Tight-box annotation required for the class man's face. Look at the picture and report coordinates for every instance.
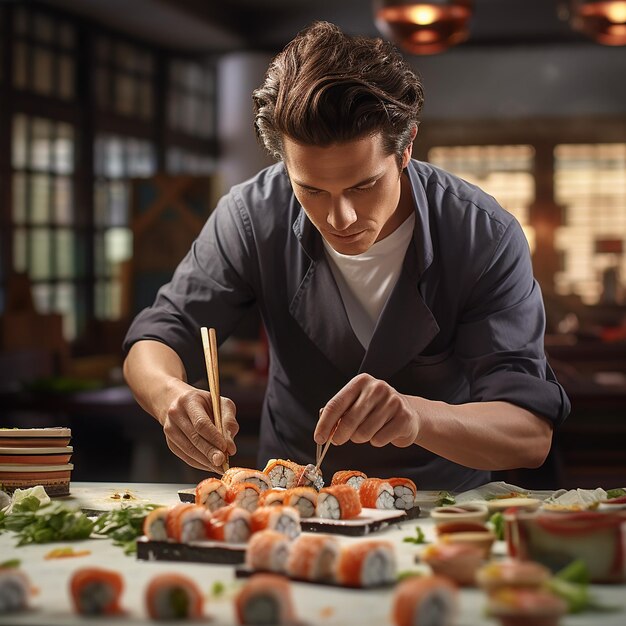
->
[283,133,413,255]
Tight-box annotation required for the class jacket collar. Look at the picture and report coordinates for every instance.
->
[289,160,439,379]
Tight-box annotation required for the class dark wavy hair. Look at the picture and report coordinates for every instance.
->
[253,21,424,167]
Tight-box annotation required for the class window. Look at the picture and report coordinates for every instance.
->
[427,145,536,251]
[11,114,81,339]
[554,143,626,304]
[94,135,157,319]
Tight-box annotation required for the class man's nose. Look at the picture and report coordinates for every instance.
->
[327,196,357,231]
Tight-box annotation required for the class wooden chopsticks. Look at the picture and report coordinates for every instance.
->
[314,419,339,473]
[201,326,229,473]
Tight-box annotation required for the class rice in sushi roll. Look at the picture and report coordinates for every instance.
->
[392,575,458,626]
[331,469,368,491]
[316,484,362,520]
[169,505,209,543]
[285,534,340,583]
[282,487,318,518]
[264,459,323,491]
[234,574,297,626]
[0,568,34,615]
[226,482,261,512]
[164,503,196,539]
[223,467,272,492]
[207,503,252,543]
[245,529,291,574]
[70,567,124,616]
[143,507,170,541]
[250,505,301,540]
[359,478,395,509]
[145,573,204,620]
[195,477,228,512]
[388,477,417,510]
[336,540,396,588]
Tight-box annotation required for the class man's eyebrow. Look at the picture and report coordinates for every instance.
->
[292,172,385,192]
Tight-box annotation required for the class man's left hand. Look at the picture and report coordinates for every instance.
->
[314,373,419,448]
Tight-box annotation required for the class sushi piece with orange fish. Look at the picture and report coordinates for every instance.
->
[69,567,124,616]
[234,574,297,625]
[145,573,204,620]
[392,575,458,626]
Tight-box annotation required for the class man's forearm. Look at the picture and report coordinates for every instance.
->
[123,340,190,425]
[408,397,553,471]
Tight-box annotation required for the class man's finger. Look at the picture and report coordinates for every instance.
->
[220,397,239,456]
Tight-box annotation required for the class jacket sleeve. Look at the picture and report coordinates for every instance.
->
[454,218,570,426]
[122,191,259,384]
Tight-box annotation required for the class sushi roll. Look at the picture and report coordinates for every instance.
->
[487,587,567,626]
[226,482,261,512]
[336,540,397,588]
[195,477,228,512]
[316,484,362,520]
[143,506,170,541]
[70,567,124,616]
[294,463,324,491]
[164,503,196,540]
[234,574,297,626]
[263,459,305,489]
[0,567,34,614]
[388,477,417,510]
[250,505,301,540]
[419,542,485,586]
[392,575,458,626]
[359,478,395,509]
[285,534,340,583]
[283,487,318,518]
[223,467,272,492]
[145,573,204,620]
[245,529,291,574]
[331,469,368,491]
[258,489,287,507]
[170,505,209,543]
[207,503,252,543]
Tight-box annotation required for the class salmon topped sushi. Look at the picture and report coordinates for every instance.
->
[337,540,397,588]
[234,574,297,626]
[245,529,291,574]
[258,489,287,507]
[283,487,318,518]
[143,506,170,541]
[331,469,367,491]
[145,573,204,620]
[359,478,395,509]
[388,477,417,510]
[226,482,261,512]
[392,575,458,626]
[316,484,362,520]
[285,534,340,583]
[0,567,34,615]
[70,567,124,616]
[170,505,210,543]
[207,503,251,543]
[195,477,228,512]
[250,505,301,540]
[223,467,272,492]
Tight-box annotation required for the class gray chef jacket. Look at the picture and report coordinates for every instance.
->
[123,159,570,491]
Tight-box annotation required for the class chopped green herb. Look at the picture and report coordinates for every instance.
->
[488,511,505,540]
[211,581,225,597]
[0,559,21,568]
[92,504,159,555]
[402,525,426,544]
[606,488,626,500]
[436,491,456,506]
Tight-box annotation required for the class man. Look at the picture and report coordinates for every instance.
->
[123,22,570,490]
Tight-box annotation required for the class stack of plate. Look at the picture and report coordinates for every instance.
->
[0,427,73,496]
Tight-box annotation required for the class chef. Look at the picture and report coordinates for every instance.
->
[122,22,570,490]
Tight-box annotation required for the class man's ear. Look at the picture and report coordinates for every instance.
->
[402,125,419,169]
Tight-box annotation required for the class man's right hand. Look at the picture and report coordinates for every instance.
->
[161,381,239,473]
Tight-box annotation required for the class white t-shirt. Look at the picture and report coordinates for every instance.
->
[323,213,415,349]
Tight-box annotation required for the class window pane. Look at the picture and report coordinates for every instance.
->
[58,55,74,100]
[95,67,110,109]
[104,137,125,178]
[14,6,29,34]
[31,173,50,224]
[31,118,52,170]
[13,229,27,272]
[54,176,72,224]
[94,181,108,227]
[95,232,106,275]
[13,42,28,89]
[32,283,52,313]
[55,229,75,278]
[108,181,128,225]
[12,114,28,168]
[30,229,52,279]
[54,123,74,174]
[33,46,53,95]
[34,13,54,43]
[115,73,136,115]
[138,81,153,119]
[12,173,28,224]
[105,227,133,265]
[54,282,77,340]
[59,22,75,49]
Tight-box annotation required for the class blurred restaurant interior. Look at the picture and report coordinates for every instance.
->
[0,0,625,489]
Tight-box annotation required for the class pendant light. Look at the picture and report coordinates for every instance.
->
[570,0,626,45]
[373,0,473,55]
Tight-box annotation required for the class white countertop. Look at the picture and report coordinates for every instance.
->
[1,482,624,626]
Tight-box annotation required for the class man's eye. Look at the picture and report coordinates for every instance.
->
[352,184,375,193]
[302,188,322,196]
